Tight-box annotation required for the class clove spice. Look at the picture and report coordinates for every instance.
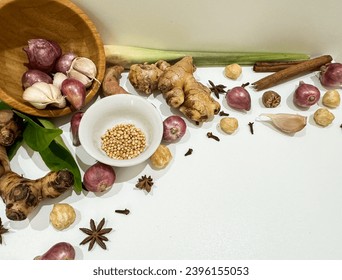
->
[248,122,254,134]
[207,132,220,141]
[184,148,193,156]
[219,110,229,116]
[115,209,130,215]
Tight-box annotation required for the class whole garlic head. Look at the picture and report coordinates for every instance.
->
[67,57,97,88]
[23,82,66,109]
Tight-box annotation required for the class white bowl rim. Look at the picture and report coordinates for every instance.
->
[78,94,163,167]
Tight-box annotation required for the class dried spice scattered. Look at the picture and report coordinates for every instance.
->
[219,110,229,116]
[252,55,332,91]
[0,218,9,245]
[207,132,220,141]
[136,175,154,192]
[79,218,112,251]
[248,122,254,135]
[208,80,226,99]
[115,209,130,215]
[184,148,193,156]
[262,90,281,108]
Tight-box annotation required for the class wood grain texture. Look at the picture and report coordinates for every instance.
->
[0,0,105,118]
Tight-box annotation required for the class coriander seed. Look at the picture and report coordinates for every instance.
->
[101,123,146,160]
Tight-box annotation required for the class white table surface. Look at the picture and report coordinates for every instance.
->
[1,64,342,260]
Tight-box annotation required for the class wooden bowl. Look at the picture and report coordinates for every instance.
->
[0,0,106,118]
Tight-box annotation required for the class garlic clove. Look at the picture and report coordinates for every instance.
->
[53,72,68,89]
[71,57,97,79]
[67,69,93,88]
[258,113,307,134]
[67,56,98,88]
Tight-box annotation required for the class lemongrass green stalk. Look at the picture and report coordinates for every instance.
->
[104,45,310,69]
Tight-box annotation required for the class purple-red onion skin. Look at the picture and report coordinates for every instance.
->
[55,52,77,74]
[71,112,84,146]
[162,115,187,142]
[34,242,76,260]
[226,86,251,111]
[83,162,116,192]
[61,78,86,110]
[320,63,342,88]
[23,39,62,73]
[21,69,53,89]
[294,81,320,108]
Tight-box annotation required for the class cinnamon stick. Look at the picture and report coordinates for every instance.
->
[253,61,307,72]
[252,55,332,91]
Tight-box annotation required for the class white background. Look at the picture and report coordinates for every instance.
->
[1,0,342,260]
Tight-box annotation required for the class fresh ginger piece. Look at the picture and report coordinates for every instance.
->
[129,60,170,94]
[129,56,220,122]
[102,65,128,96]
[0,145,74,221]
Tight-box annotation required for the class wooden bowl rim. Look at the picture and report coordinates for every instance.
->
[0,0,106,118]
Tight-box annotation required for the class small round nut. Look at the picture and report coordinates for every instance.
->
[262,90,281,108]
[220,117,238,134]
[322,89,340,108]
[224,63,242,80]
[313,108,335,127]
[50,203,76,230]
[150,144,172,169]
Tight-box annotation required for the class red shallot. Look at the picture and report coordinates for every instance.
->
[23,38,62,73]
[54,52,77,74]
[21,69,52,89]
[319,63,342,88]
[70,111,84,146]
[34,242,75,260]
[162,115,187,142]
[225,84,251,111]
[293,81,320,108]
[61,78,86,110]
[83,162,116,192]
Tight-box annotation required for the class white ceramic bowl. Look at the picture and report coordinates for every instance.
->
[78,94,163,167]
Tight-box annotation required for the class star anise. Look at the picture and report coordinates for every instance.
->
[0,218,9,245]
[135,175,154,192]
[208,80,227,99]
[79,218,112,251]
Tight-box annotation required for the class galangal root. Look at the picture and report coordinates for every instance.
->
[102,65,128,96]
[0,110,74,221]
[128,56,221,123]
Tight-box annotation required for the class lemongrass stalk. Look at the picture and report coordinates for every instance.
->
[104,45,310,69]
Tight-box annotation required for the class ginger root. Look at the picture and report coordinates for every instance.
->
[102,65,128,96]
[128,56,220,122]
[0,110,74,221]
[0,110,23,146]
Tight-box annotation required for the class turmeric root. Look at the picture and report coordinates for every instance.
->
[102,65,128,96]
[128,56,220,122]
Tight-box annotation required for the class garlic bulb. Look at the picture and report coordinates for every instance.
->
[67,57,97,88]
[23,82,66,109]
[258,113,307,134]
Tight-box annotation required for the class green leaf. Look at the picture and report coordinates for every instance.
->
[38,118,68,150]
[39,140,82,193]
[14,111,62,152]
[0,101,12,110]
[7,136,24,160]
